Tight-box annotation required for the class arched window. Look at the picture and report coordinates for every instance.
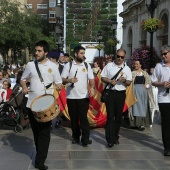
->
[140,20,147,47]
[158,11,169,45]
[161,13,168,45]
[126,27,133,65]
[128,27,133,55]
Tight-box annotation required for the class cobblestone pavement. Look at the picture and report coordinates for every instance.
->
[0,113,169,170]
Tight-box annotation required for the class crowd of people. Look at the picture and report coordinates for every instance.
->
[1,41,170,170]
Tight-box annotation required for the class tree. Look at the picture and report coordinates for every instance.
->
[0,0,55,64]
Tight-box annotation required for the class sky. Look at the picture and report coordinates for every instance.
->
[117,0,124,49]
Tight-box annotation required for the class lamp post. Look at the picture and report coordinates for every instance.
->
[97,30,102,57]
[111,18,118,57]
[145,0,160,68]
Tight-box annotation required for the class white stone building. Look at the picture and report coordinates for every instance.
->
[119,0,169,65]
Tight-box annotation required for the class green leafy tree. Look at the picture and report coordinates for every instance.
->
[0,0,55,64]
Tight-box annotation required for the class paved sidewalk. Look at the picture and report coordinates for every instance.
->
[0,114,169,170]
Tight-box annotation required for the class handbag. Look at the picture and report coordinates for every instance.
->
[101,64,125,103]
[101,89,109,103]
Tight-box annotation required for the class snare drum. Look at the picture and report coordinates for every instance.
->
[30,94,60,122]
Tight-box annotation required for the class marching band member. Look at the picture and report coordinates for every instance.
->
[101,49,132,148]
[62,46,95,147]
[20,40,62,170]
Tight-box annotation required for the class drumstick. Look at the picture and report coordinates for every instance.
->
[41,87,63,91]
[28,90,34,92]
[41,88,55,90]
[70,68,78,88]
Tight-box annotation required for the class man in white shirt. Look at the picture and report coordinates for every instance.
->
[20,40,62,170]
[62,46,95,147]
[151,45,170,156]
[101,49,132,148]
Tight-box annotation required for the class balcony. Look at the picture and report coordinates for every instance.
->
[55,27,63,34]
[49,18,56,23]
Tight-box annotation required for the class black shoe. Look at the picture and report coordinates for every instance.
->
[55,123,60,128]
[24,115,29,119]
[138,126,145,131]
[72,139,80,144]
[55,120,61,128]
[35,164,48,170]
[82,139,92,147]
[164,150,170,156]
[108,143,114,148]
[114,140,119,145]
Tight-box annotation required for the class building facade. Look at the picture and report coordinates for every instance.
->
[55,0,64,51]
[120,0,170,65]
[66,0,117,44]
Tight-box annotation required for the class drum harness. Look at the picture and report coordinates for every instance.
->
[32,61,60,122]
[34,60,52,94]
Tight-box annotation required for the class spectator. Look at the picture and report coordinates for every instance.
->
[58,53,65,74]
[92,61,101,77]
[129,60,154,130]
[0,71,5,89]
[0,80,12,102]
[64,53,69,63]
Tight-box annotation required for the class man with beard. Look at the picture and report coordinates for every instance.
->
[61,46,95,147]
[20,40,62,170]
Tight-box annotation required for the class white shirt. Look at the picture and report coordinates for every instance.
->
[151,62,170,103]
[61,60,94,99]
[101,62,132,91]
[21,59,62,108]
[0,89,7,102]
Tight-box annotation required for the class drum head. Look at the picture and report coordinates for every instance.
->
[31,95,54,112]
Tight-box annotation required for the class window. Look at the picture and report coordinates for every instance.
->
[51,24,56,28]
[49,2,56,7]
[49,12,56,18]
[37,4,47,9]
[26,4,32,9]
[38,14,47,20]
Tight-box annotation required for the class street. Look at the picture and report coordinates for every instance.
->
[0,112,169,170]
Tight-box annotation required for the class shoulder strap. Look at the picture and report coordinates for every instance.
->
[104,64,125,90]
[69,61,88,73]
[34,60,44,82]
[69,61,72,73]
[84,62,88,71]
[111,64,124,80]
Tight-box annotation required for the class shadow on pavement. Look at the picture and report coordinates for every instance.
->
[1,133,34,159]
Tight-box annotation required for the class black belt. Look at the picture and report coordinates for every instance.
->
[111,90,126,93]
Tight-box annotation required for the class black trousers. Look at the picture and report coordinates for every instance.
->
[105,90,126,143]
[159,103,170,151]
[67,98,90,143]
[27,108,51,165]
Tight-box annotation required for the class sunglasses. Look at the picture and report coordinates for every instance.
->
[162,51,170,56]
[117,55,125,59]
